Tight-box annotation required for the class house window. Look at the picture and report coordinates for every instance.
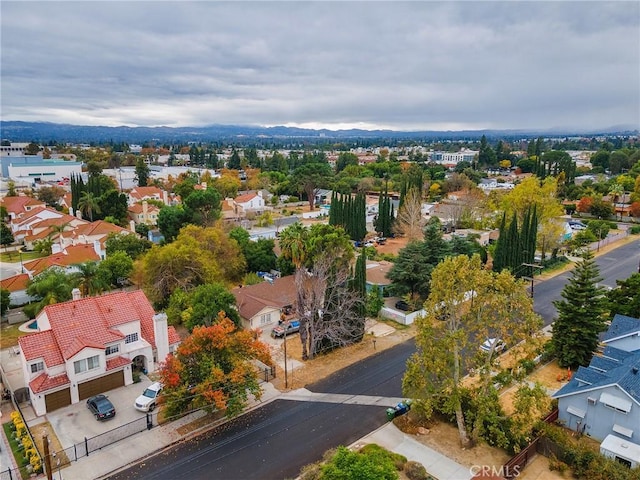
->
[30,362,44,374]
[105,345,119,356]
[125,333,139,344]
[600,392,632,414]
[74,355,100,374]
[260,313,272,325]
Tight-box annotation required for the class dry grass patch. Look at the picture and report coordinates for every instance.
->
[0,323,30,349]
[30,421,69,464]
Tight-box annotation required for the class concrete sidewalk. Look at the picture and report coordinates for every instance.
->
[355,423,473,480]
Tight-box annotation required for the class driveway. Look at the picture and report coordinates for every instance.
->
[46,376,156,448]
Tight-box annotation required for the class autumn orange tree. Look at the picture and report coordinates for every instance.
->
[159,313,272,419]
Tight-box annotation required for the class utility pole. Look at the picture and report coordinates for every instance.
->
[283,323,288,389]
[522,263,543,298]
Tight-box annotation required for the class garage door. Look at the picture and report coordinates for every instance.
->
[45,388,71,412]
[78,371,125,400]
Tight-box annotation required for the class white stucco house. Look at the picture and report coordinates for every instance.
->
[17,290,181,416]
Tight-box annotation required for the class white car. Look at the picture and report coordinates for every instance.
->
[134,382,163,412]
[480,338,506,354]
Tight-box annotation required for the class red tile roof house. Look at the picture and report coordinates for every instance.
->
[17,290,180,416]
[231,275,297,331]
[232,191,266,217]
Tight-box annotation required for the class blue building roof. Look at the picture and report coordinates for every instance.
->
[603,314,640,342]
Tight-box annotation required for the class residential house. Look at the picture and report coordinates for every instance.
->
[553,314,640,467]
[1,196,47,222]
[21,212,88,250]
[69,220,135,259]
[127,186,169,206]
[0,273,33,306]
[365,260,393,296]
[22,244,101,278]
[17,290,181,416]
[128,201,160,226]
[232,276,297,330]
[233,191,266,217]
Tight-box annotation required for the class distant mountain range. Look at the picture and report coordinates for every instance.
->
[0,121,637,145]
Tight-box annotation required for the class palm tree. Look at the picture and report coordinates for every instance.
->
[77,191,101,222]
[73,261,108,297]
[26,267,78,316]
[609,183,625,204]
[277,222,308,268]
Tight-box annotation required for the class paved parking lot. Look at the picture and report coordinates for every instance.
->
[46,376,157,448]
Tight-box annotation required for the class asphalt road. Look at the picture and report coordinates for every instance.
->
[107,239,640,480]
[533,238,640,324]
[107,340,416,480]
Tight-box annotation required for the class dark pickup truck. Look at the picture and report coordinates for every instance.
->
[271,320,301,338]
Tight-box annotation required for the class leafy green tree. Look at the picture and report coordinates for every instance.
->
[320,445,399,480]
[1,288,11,315]
[105,232,152,260]
[366,285,384,318]
[6,181,17,197]
[0,222,14,247]
[181,283,240,331]
[99,189,129,224]
[159,316,271,418]
[403,254,541,447]
[77,191,101,222]
[387,218,450,301]
[36,186,65,208]
[589,197,614,218]
[335,152,359,173]
[157,205,190,243]
[606,273,640,319]
[478,135,496,166]
[135,157,150,187]
[550,251,608,368]
[96,251,134,287]
[24,142,40,155]
[292,162,333,210]
[227,148,242,170]
[183,188,222,226]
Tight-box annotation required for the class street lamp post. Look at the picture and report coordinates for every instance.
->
[18,248,24,274]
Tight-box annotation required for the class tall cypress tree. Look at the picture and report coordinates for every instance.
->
[550,251,608,368]
[492,213,507,272]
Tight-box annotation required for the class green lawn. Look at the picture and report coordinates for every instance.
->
[0,250,45,263]
[0,323,29,349]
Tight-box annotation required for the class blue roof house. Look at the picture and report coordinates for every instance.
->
[553,314,640,468]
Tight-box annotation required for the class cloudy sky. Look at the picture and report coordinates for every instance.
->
[2,1,639,131]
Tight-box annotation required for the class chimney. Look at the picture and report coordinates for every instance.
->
[153,313,170,365]
[162,190,169,205]
[142,200,148,216]
[72,288,81,301]
[129,220,136,232]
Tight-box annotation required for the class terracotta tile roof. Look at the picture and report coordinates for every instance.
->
[30,214,78,229]
[72,220,130,237]
[234,192,257,204]
[168,326,181,345]
[41,290,154,360]
[0,196,46,216]
[60,193,73,208]
[232,275,296,320]
[13,206,54,227]
[24,228,57,242]
[129,187,164,201]
[23,244,100,276]
[128,203,160,214]
[29,372,70,394]
[106,356,132,370]
[19,330,65,366]
[0,273,30,292]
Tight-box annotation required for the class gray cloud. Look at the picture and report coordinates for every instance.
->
[1,1,638,131]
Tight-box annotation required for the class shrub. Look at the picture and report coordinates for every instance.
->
[404,461,431,480]
[630,225,640,234]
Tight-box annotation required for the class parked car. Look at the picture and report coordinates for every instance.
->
[87,394,116,421]
[480,338,506,354]
[271,320,301,338]
[395,300,410,312]
[134,382,163,412]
